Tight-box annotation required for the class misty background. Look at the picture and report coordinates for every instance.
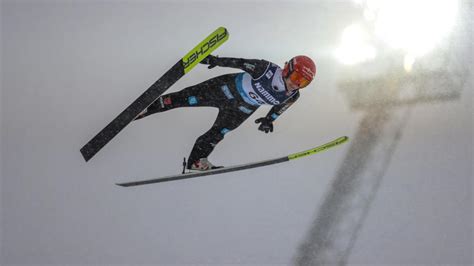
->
[1,1,472,265]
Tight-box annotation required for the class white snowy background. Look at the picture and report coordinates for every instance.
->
[1,1,472,265]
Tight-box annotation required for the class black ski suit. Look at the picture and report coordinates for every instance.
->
[137,56,300,169]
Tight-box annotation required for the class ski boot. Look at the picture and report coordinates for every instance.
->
[188,158,223,172]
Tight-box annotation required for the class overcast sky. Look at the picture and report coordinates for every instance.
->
[1,1,472,265]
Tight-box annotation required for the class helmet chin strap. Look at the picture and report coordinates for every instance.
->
[283,76,290,92]
[283,62,294,92]
[283,61,293,78]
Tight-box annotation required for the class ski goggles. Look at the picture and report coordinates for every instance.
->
[288,70,311,88]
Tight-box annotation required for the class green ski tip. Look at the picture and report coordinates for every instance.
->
[288,136,349,160]
[182,27,229,73]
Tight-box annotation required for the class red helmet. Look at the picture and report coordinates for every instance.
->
[282,55,316,88]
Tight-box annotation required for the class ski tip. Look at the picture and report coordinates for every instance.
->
[183,26,229,74]
[333,136,350,145]
[287,136,350,160]
[214,27,229,40]
[333,136,349,144]
[217,26,228,32]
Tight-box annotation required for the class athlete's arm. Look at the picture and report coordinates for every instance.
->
[264,91,300,122]
[201,55,270,79]
[254,91,300,133]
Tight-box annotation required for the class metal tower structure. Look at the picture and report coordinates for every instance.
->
[294,26,469,265]
[295,68,465,266]
[293,1,474,266]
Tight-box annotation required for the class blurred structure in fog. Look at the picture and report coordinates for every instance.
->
[295,0,470,264]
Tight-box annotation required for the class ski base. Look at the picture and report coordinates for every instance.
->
[116,136,348,187]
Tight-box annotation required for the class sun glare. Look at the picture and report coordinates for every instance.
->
[335,24,376,65]
[337,0,458,65]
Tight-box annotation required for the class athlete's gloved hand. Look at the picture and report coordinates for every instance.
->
[200,55,218,69]
[255,117,274,133]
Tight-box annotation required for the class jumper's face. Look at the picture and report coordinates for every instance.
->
[283,65,312,92]
[284,76,302,92]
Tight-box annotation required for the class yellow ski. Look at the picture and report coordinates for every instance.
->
[117,136,349,187]
[81,27,229,162]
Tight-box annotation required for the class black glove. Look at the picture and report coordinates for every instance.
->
[200,55,218,69]
[255,117,274,133]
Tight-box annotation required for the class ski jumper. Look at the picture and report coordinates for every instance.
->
[141,57,300,168]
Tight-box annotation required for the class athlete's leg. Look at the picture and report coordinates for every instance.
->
[186,104,257,169]
[135,75,234,120]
